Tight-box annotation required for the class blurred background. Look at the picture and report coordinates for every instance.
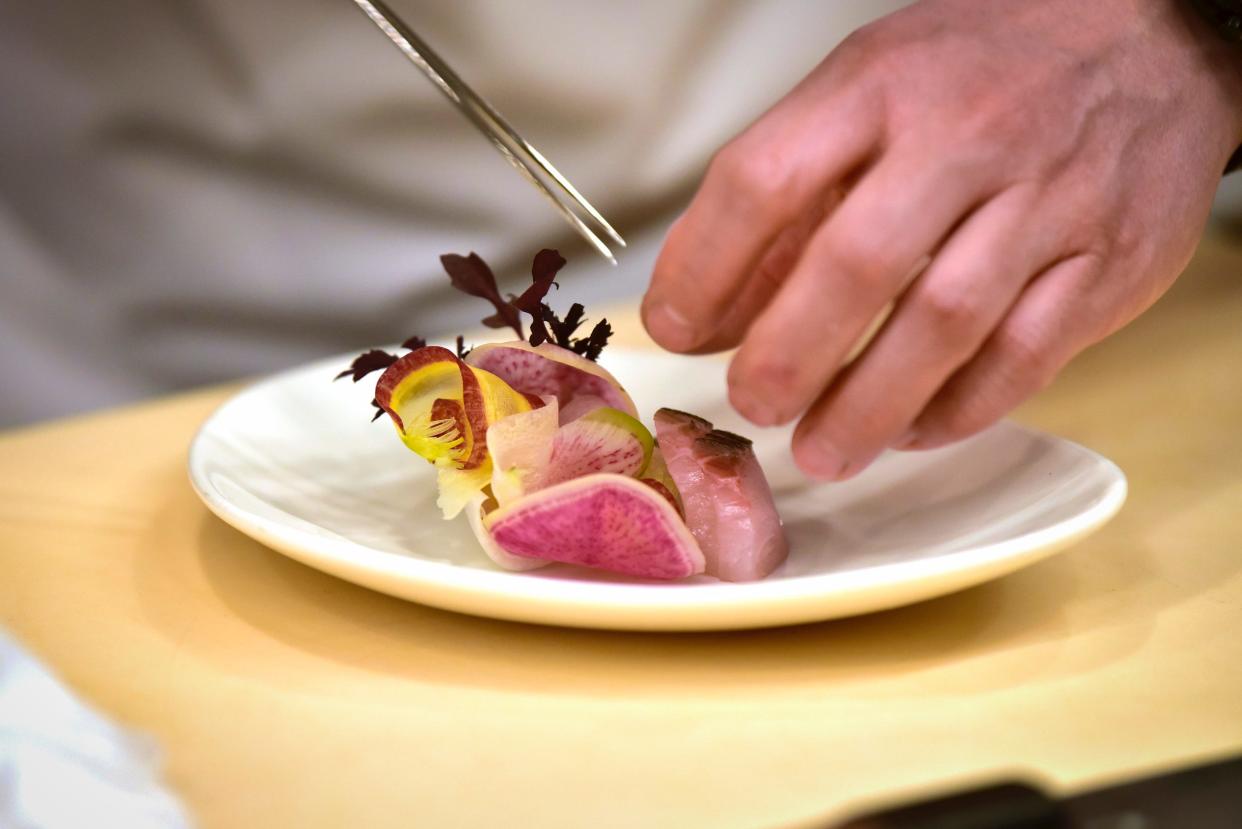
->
[2,0,1240,429]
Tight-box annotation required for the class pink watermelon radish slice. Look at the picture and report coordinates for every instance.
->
[654,408,788,582]
[541,407,654,489]
[486,404,654,503]
[465,341,637,418]
[481,474,705,579]
[557,393,609,424]
[466,493,549,572]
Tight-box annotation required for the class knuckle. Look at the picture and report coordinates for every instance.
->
[915,130,1000,190]
[734,354,803,398]
[796,400,887,474]
[828,27,905,104]
[994,324,1056,389]
[916,285,986,339]
[824,234,898,287]
[911,102,1025,179]
[709,141,791,209]
[753,212,821,291]
[964,97,1026,147]
[752,247,795,292]
[919,383,1003,445]
[918,323,1065,448]
[799,421,848,464]
[834,26,879,66]
[829,397,888,449]
[933,403,997,445]
[1065,213,1114,259]
[705,144,744,191]
[835,20,896,68]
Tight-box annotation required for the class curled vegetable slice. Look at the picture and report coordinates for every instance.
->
[374,345,533,518]
[375,347,472,465]
[486,399,560,508]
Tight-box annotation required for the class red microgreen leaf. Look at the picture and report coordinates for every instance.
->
[335,349,400,383]
[527,309,549,347]
[515,250,563,346]
[572,318,613,362]
[513,249,565,313]
[340,249,612,425]
[440,253,523,338]
[544,302,587,348]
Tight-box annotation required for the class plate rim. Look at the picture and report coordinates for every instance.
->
[186,349,1128,630]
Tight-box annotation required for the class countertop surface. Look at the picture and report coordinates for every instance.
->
[2,233,1240,828]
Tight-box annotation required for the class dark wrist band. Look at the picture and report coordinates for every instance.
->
[1187,1,1242,172]
[1188,0,1242,43]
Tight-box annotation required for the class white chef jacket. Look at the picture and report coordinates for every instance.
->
[4,0,1238,428]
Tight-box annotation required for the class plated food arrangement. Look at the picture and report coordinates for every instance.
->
[337,250,788,582]
[190,276,1125,629]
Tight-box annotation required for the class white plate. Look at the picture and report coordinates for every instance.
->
[188,348,1126,631]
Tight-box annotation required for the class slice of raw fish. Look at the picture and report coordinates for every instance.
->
[480,474,705,579]
[653,408,788,582]
[652,408,714,549]
[691,429,789,581]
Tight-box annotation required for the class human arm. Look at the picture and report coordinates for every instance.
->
[642,0,1242,479]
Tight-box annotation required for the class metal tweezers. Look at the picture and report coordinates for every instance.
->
[350,0,627,263]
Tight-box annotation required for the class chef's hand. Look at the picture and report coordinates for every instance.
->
[642,0,1242,479]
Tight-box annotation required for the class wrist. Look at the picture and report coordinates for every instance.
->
[1176,0,1242,165]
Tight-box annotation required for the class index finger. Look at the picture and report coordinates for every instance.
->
[642,76,880,353]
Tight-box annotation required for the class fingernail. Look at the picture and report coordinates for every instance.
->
[643,299,699,352]
[731,389,779,427]
[892,429,920,450]
[836,460,865,481]
[799,436,850,480]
